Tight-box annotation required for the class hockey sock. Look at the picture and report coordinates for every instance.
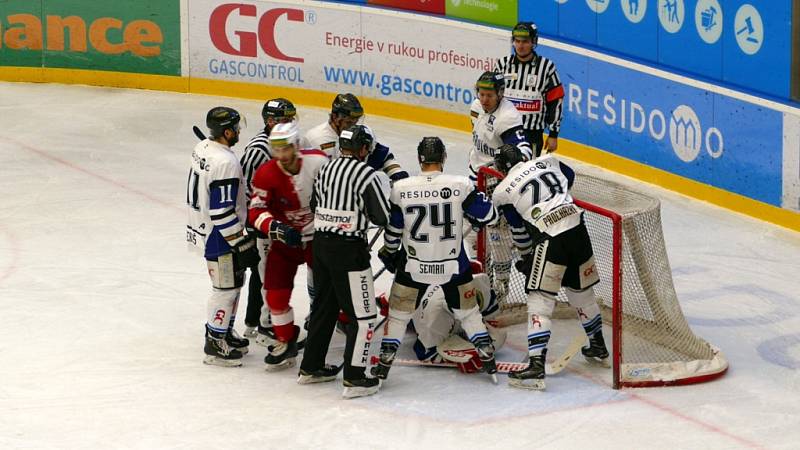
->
[565,288,603,337]
[526,291,555,357]
[271,307,295,342]
[452,305,491,348]
[206,287,239,335]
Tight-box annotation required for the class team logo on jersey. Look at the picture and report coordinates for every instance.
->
[531,207,542,220]
[440,187,452,199]
[320,142,336,150]
[408,246,416,257]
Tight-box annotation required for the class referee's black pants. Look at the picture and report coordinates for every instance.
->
[301,232,377,381]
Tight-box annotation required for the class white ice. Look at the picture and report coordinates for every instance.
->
[1,82,799,450]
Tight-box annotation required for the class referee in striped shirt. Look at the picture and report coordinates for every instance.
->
[239,98,296,337]
[494,22,565,157]
[300,124,391,399]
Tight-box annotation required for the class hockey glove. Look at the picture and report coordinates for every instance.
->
[378,245,397,274]
[232,234,260,270]
[269,220,302,248]
[515,254,533,277]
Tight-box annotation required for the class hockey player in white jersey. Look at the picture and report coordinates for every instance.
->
[491,144,609,390]
[372,137,500,383]
[186,106,259,367]
[300,93,409,181]
[468,71,533,305]
[410,261,507,374]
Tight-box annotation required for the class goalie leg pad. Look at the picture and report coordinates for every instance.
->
[411,290,453,350]
[206,287,240,335]
[388,281,419,313]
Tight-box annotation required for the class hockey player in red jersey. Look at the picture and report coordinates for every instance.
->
[248,122,329,371]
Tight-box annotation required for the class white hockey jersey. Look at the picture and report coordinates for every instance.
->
[492,154,581,238]
[299,121,338,159]
[469,97,531,181]
[186,139,247,259]
[386,172,497,285]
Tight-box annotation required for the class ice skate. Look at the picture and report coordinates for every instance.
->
[264,335,298,371]
[508,353,546,390]
[476,343,498,384]
[342,377,380,399]
[581,331,610,367]
[297,364,342,384]
[225,328,249,355]
[370,343,398,380]
[203,334,244,367]
[255,325,277,348]
[243,325,258,339]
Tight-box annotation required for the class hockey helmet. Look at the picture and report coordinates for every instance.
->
[331,93,364,118]
[475,71,505,95]
[494,144,525,173]
[417,137,446,164]
[206,106,243,138]
[339,124,375,153]
[261,98,297,123]
[512,22,538,47]
[268,122,300,148]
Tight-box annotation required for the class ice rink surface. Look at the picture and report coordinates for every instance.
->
[1,82,799,449]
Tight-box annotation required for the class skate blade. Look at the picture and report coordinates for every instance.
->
[490,373,498,385]
[264,357,296,372]
[584,356,611,368]
[342,385,380,399]
[508,378,545,390]
[203,355,243,367]
[297,374,337,385]
[233,346,249,355]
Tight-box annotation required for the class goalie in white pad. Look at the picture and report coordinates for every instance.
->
[491,144,609,390]
[411,264,507,374]
[373,137,501,384]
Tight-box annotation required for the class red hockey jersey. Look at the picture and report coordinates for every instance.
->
[248,149,328,241]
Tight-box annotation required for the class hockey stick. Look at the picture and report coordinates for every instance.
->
[546,333,586,375]
[193,125,206,141]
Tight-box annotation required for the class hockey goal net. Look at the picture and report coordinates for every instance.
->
[477,166,728,389]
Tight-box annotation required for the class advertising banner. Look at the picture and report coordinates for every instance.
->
[545,44,784,206]
[369,0,445,15]
[0,0,44,68]
[0,0,180,75]
[518,0,793,102]
[188,0,506,114]
[445,0,517,28]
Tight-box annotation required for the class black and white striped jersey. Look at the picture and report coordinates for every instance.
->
[240,129,271,199]
[312,155,391,239]
[494,53,565,136]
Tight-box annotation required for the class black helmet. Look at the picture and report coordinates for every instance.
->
[417,137,446,164]
[494,144,525,173]
[512,22,538,47]
[261,98,296,123]
[339,124,374,153]
[331,93,364,118]
[206,106,242,138]
[475,71,505,95]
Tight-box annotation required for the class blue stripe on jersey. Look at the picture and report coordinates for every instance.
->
[209,178,239,210]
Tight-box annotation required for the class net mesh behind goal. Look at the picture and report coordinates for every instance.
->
[477,167,728,388]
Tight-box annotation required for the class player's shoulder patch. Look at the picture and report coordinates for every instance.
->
[470,110,479,119]
[319,142,336,150]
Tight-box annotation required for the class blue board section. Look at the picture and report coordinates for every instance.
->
[539,44,783,206]
[517,0,793,102]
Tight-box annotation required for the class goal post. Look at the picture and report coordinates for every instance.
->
[477,166,728,389]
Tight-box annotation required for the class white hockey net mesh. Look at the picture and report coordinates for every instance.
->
[478,168,728,388]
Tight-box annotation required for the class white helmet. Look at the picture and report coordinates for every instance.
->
[269,122,299,148]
